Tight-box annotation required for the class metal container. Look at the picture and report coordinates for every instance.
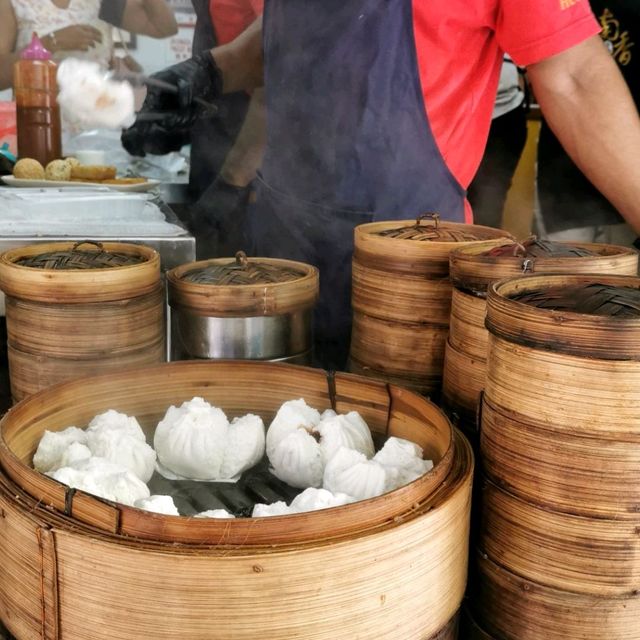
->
[168,252,319,363]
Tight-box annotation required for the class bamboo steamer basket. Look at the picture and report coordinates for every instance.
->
[0,361,473,640]
[480,478,640,596]
[442,240,638,431]
[351,214,511,396]
[1,361,461,544]
[167,252,319,362]
[0,241,165,402]
[482,273,640,518]
[472,552,640,640]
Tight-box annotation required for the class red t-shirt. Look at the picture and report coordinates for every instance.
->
[209,0,264,45]
[413,0,601,221]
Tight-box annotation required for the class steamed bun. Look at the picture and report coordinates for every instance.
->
[13,158,45,180]
[45,159,72,181]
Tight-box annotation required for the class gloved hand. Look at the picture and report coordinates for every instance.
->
[121,52,223,157]
[190,179,253,259]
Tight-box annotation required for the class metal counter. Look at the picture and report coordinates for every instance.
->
[0,187,196,316]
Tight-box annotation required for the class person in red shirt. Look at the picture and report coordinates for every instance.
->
[124,0,640,368]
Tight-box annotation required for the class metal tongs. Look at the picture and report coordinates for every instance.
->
[111,71,219,122]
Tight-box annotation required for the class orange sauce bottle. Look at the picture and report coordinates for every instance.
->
[13,33,62,166]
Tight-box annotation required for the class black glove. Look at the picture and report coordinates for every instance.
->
[190,179,253,259]
[121,52,223,157]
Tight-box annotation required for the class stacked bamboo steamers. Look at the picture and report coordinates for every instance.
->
[0,361,472,640]
[441,238,640,639]
[442,238,639,441]
[349,214,512,395]
[0,241,165,402]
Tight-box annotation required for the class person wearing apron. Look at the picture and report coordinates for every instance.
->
[124,0,622,370]
[251,1,466,369]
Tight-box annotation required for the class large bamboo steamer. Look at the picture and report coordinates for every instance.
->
[1,361,461,544]
[442,240,638,431]
[472,552,640,640]
[482,273,640,517]
[480,478,640,596]
[0,241,165,402]
[350,214,511,396]
[0,362,473,640]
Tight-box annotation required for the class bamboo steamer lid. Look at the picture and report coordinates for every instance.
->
[473,552,640,640]
[0,241,160,303]
[353,213,513,275]
[486,273,640,360]
[168,251,319,317]
[450,238,639,294]
[0,361,456,546]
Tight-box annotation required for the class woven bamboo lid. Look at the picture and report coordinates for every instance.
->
[450,239,638,293]
[168,252,319,317]
[0,241,161,303]
[354,214,512,275]
[487,273,640,359]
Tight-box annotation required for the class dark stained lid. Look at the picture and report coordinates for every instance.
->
[482,238,598,259]
[180,251,307,286]
[510,283,640,318]
[15,241,145,270]
[375,213,501,243]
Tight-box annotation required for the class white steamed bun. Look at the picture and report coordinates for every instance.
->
[33,426,88,473]
[134,495,180,516]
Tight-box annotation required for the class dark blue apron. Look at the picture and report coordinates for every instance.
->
[249,0,466,368]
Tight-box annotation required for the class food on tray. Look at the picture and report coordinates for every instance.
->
[45,158,72,181]
[324,438,433,501]
[70,164,117,181]
[266,399,375,489]
[48,457,151,506]
[12,157,45,180]
[33,425,88,473]
[154,398,265,482]
[10,154,148,185]
[102,177,149,185]
[195,509,236,519]
[253,488,355,518]
[86,410,157,483]
[33,397,433,518]
[57,58,136,130]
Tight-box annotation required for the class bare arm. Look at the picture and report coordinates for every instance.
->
[211,17,264,94]
[0,0,18,91]
[528,35,640,233]
[120,0,178,38]
[220,88,267,187]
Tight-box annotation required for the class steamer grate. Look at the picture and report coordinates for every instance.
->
[15,241,144,270]
[511,283,640,318]
[483,238,597,258]
[181,251,305,286]
[376,213,498,243]
[148,458,300,517]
